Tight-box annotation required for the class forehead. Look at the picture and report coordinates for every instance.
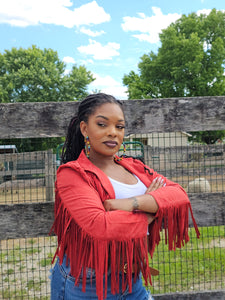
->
[92,103,124,119]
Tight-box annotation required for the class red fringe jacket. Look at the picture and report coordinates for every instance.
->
[50,150,200,300]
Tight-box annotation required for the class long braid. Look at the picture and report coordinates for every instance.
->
[61,116,83,163]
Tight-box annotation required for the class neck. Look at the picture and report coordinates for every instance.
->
[89,153,117,170]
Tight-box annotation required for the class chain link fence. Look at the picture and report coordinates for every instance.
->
[0,134,225,299]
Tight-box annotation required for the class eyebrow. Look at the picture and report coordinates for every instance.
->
[96,115,125,122]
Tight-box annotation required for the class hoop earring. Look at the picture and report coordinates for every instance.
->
[84,136,90,158]
[115,142,126,162]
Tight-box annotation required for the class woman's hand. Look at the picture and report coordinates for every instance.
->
[145,176,165,194]
[104,177,166,213]
[146,213,156,224]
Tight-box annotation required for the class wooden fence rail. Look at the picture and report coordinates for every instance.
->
[0,96,225,138]
[0,192,224,240]
[0,96,225,299]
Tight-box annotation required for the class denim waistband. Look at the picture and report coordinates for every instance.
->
[60,255,96,279]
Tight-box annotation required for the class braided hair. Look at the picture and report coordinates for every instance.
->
[61,93,124,164]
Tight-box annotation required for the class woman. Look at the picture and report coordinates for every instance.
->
[50,93,200,300]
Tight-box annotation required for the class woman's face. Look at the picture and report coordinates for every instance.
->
[80,103,125,160]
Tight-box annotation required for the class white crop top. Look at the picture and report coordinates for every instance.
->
[108,175,147,199]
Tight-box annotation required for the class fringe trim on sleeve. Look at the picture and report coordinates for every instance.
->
[147,201,200,257]
[50,193,152,300]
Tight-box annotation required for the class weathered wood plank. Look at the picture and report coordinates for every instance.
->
[0,193,224,239]
[0,96,225,138]
[126,96,225,134]
[0,101,78,139]
[45,149,54,202]
[188,193,225,227]
[0,202,54,240]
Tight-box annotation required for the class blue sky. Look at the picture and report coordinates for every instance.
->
[0,0,224,99]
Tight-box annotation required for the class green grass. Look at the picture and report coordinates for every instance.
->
[19,265,26,271]
[5,249,23,264]
[149,226,225,294]
[26,247,41,255]
[6,268,14,275]
[47,252,54,259]
[40,258,52,267]
[0,228,224,297]
[27,279,46,291]
[28,238,36,245]
[2,288,27,299]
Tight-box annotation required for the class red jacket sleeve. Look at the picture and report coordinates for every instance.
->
[144,170,200,256]
[147,171,190,210]
[56,167,148,241]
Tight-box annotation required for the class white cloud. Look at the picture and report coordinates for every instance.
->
[79,27,105,37]
[121,7,181,44]
[132,33,159,44]
[91,74,120,86]
[89,73,127,99]
[101,86,128,100]
[0,0,110,28]
[196,9,212,16]
[80,59,94,65]
[62,56,75,64]
[77,39,120,60]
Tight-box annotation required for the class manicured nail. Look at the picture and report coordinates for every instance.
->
[163,183,166,187]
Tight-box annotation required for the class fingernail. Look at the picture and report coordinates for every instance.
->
[163,183,166,187]
[153,177,158,182]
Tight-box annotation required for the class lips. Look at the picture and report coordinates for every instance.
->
[103,141,118,148]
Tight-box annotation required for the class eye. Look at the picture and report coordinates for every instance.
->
[97,123,106,127]
[117,125,125,130]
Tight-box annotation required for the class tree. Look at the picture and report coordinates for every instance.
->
[123,9,225,99]
[0,137,65,153]
[189,130,225,145]
[0,46,94,152]
[0,45,94,103]
[123,9,225,144]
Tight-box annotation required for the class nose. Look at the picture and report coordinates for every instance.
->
[108,125,117,136]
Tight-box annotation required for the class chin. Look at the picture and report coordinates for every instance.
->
[104,151,117,157]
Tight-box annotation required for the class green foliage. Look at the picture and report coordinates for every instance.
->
[0,46,93,150]
[123,9,225,99]
[123,9,225,144]
[0,137,65,153]
[123,71,154,99]
[189,130,225,144]
[0,45,94,103]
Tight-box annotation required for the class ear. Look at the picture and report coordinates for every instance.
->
[80,121,88,137]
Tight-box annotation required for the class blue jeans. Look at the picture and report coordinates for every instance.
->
[50,256,154,299]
